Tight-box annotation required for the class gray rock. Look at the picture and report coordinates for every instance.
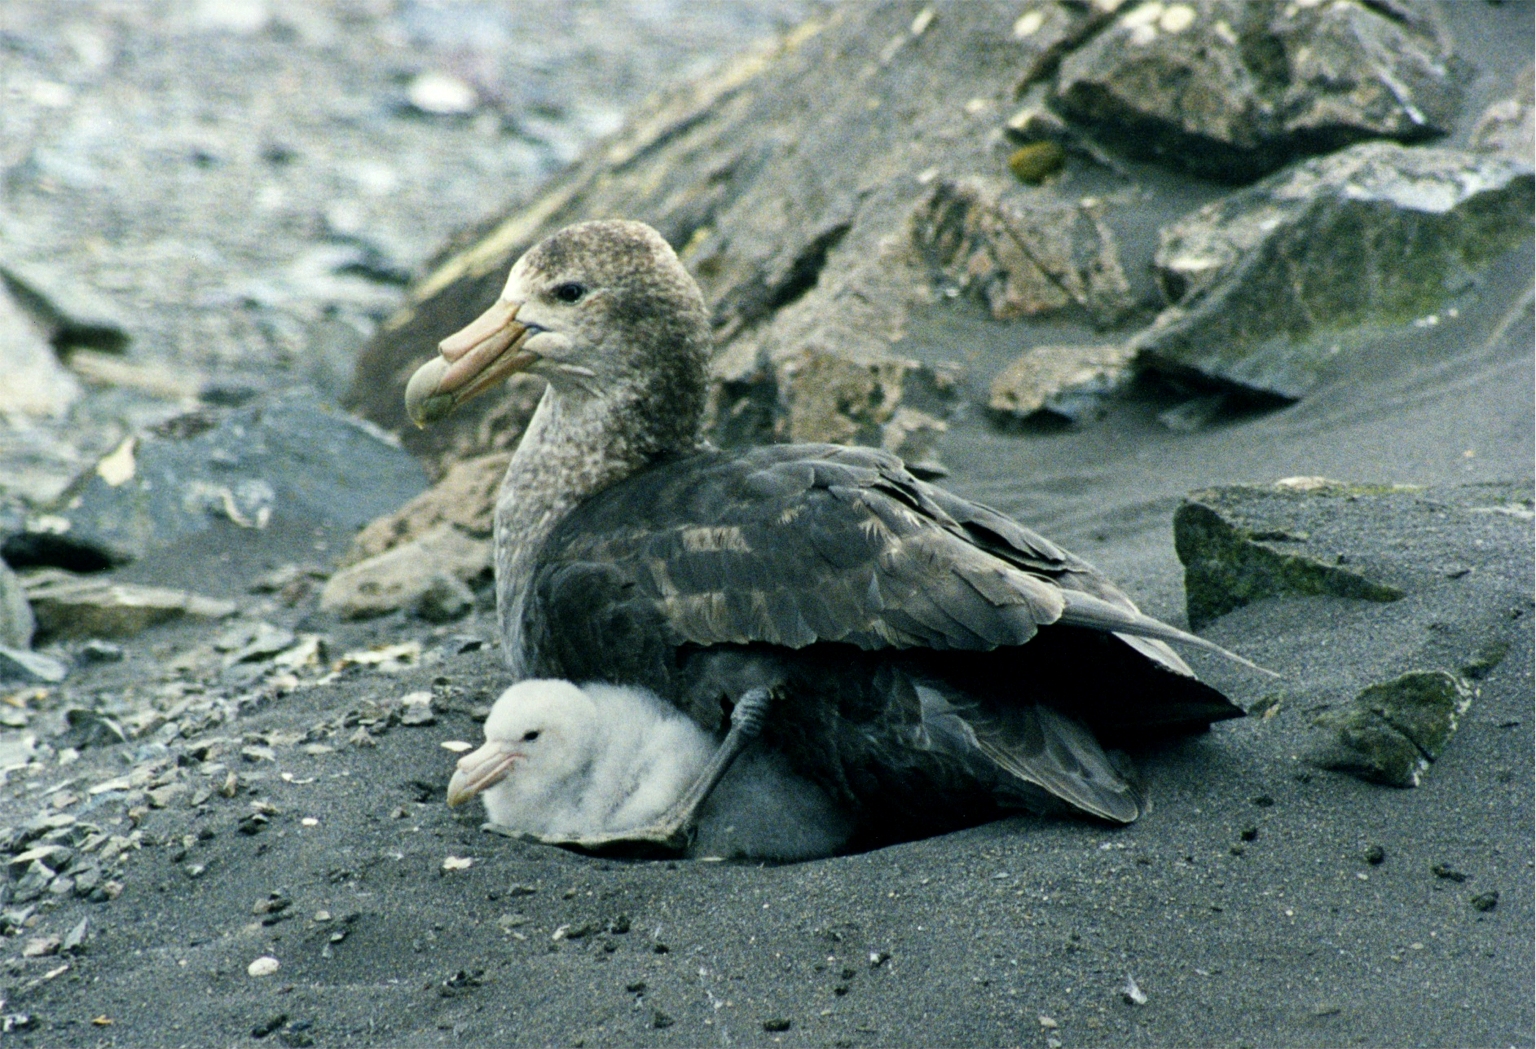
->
[913,177,1136,327]
[1137,143,1534,401]
[319,524,489,620]
[413,573,475,623]
[218,622,297,667]
[1308,669,1472,787]
[1174,478,1534,630]
[0,280,81,420]
[23,389,428,567]
[0,646,67,684]
[0,260,129,355]
[1054,0,1460,181]
[987,344,1134,425]
[1174,479,1411,629]
[1470,64,1534,161]
[21,569,237,641]
[0,558,34,649]
[59,710,128,750]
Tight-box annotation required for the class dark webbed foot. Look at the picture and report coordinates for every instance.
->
[484,686,776,858]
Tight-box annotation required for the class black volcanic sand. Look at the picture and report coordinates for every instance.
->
[2,240,1531,1049]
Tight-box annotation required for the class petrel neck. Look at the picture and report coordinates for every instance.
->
[494,380,702,674]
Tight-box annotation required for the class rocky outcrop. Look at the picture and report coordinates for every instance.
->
[319,524,488,621]
[340,2,1531,560]
[987,343,1133,424]
[1,390,427,570]
[1053,0,1461,181]
[1135,143,1534,400]
[21,569,237,641]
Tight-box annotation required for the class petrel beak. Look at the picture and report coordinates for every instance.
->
[445,740,521,807]
[405,298,537,427]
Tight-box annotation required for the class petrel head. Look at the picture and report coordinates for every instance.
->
[405,220,710,428]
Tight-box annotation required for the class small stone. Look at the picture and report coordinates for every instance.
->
[1364,844,1386,865]
[22,935,60,957]
[248,955,281,977]
[398,692,437,726]
[0,646,68,684]
[407,71,478,116]
[238,813,269,835]
[251,1013,288,1039]
[76,640,124,664]
[1038,1014,1059,1029]
[441,856,473,872]
[253,891,291,916]
[651,1009,674,1030]
[1251,794,1274,807]
[1007,141,1066,184]
[1431,863,1467,883]
[1123,974,1148,1005]
[61,917,88,953]
[763,1018,793,1032]
[1240,826,1258,842]
[1470,891,1499,912]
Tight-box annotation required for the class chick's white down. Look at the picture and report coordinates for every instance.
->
[452,679,851,861]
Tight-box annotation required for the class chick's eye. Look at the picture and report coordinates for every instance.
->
[552,282,585,304]
[522,730,540,742]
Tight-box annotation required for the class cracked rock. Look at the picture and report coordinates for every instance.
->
[1308,670,1473,787]
[1135,142,1534,401]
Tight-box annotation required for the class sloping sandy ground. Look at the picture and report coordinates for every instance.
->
[0,3,1531,1047]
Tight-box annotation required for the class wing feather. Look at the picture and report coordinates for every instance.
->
[534,444,1256,673]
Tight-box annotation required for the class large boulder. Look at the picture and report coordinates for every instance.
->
[1,389,428,569]
[1136,143,1533,401]
[1053,0,1461,181]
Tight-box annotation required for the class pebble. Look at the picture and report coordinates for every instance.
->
[407,72,479,116]
[1470,891,1499,912]
[0,647,69,684]
[763,1017,793,1032]
[1364,844,1386,865]
[1122,974,1148,1005]
[1431,863,1467,882]
[248,955,281,977]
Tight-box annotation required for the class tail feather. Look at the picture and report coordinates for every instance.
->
[1058,590,1278,678]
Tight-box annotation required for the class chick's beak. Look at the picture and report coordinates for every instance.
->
[405,298,536,427]
[445,740,520,807]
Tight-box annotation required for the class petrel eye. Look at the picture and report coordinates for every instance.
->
[552,282,585,304]
[522,730,540,742]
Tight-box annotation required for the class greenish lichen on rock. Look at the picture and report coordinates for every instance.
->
[1174,485,1405,630]
[1308,670,1473,788]
[1136,142,1535,400]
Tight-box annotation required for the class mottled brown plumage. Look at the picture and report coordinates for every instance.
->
[405,220,1250,847]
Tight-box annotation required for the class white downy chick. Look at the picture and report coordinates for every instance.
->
[446,679,851,860]
[446,679,711,837]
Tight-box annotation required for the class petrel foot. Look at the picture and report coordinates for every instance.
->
[484,686,777,859]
